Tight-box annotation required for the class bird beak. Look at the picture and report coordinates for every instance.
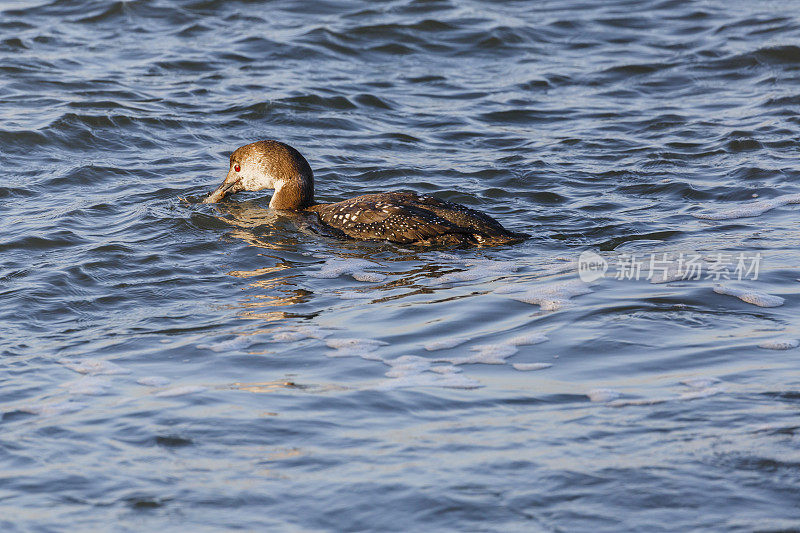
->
[203,171,242,203]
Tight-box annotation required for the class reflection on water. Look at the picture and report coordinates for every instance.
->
[212,197,525,313]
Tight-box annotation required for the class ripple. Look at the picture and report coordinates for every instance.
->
[0,231,90,253]
[281,94,358,111]
[601,62,674,76]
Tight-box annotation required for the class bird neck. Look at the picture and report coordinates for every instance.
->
[269,177,314,210]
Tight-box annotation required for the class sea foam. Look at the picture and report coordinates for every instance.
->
[326,338,388,359]
[424,337,470,351]
[587,388,622,402]
[59,358,132,375]
[197,336,253,353]
[137,376,172,387]
[310,258,384,281]
[512,363,552,371]
[60,377,113,395]
[455,344,519,364]
[713,283,785,307]
[430,259,517,285]
[758,338,800,350]
[693,192,800,220]
[507,333,549,346]
[501,279,592,310]
[19,400,86,416]
[377,355,480,389]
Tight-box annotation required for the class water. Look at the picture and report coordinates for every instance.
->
[2,0,800,530]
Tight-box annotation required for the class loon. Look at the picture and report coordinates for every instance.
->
[203,140,527,246]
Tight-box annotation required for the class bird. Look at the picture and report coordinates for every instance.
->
[203,140,527,246]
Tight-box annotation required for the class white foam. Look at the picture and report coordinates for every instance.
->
[424,337,470,351]
[310,258,383,281]
[352,271,387,283]
[325,337,388,359]
[608,397,670,407]
[272,326,330,343]
[678,377,726,399]
[446,344,519,365]
[384,355,432,377]
[507,333,549,346]
[377,355,480,389]
[60,358,132,375]
[375,372,482,390]
[154,385,207,397]
[137,376,172,387]
[693,192,800,220]
[758,338,800,350]
[503,279,592,310]
[678,385,726,400]
[512,362,552,371]
[430,259,517,285]
[430,365,462,374]
[429,332,549,365]
[271,331,308,342]
[493,284,522,295]
[587,388,622,402]
[19,400,85,416]
[197,336,253,352]
[61,377,112,395]
[469,343,519,362]
[713,283,785,307]
[540,259,578,277]
[326,338,388,350]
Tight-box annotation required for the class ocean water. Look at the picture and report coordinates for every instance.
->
[2,0,800,530]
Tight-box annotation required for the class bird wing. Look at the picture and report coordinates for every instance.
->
[308,194,467,243]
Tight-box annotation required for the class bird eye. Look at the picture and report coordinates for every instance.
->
[234,164,241,172]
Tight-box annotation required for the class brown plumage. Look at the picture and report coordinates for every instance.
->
[307,193,525,245]
[205,140,527,246]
